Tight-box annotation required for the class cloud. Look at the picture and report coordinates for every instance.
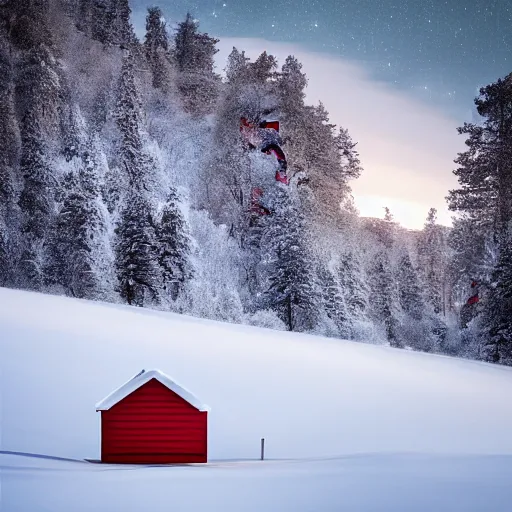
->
[215,38,466,230]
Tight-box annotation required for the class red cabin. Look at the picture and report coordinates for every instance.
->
[95,369,209,464]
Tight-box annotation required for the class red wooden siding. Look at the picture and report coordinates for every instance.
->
[101,378,207,464]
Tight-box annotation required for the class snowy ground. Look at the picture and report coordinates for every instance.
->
[2,287,512,511]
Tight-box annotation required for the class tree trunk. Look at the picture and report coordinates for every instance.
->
[286,295,293,331]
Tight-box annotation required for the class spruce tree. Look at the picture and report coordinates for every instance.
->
[46,126,113,300]
[417,208,448,315]
[480,243,512,365]
[92,0,117,45]
[278,55,308,116]
[280,99,361,224]
[262,186,318,331]
[397,252,424,321]
[448,74,512,245]
[369,252,402,347]
[155,188,192,301]
[338,251,370,326]
[79,0,136,48]
[144,6,172,90]
[173,13,220,114]
[0,35,19,286]
[113,51,164,305]
[17,110,53,288]
[319,264,350,338]
[225,47,250,85]
[248,51,278,84]
[447,73,512,348]
[15,44,61,289]
[46,172,96,297]
[115,51,156,190]
[115,0,134,48]
[115,193,161,306]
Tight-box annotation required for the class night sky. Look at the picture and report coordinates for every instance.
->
[132,0,512,120]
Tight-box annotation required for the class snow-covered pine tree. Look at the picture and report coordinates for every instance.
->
[0,32,20,286]
[77,0,115,45]
[144,6,172,91]
[113,51,166,305]
[7,0,53,51]
[261,186,318,331]
[417,208,448,315]
[337,251,370,331]
[447,73,512,350]
[15,41,61,289]
[479,243,512,365]
[318,264,350,338]
[277,55,308,116]
[46,105,113,300]
[396,251,424,321]
[46,170,104,298]
[225,47,250,85]
[155,188,192,302]
[448,74,512,253]
[114,0,135,49]
[173,13,220,114]
[115,192,161,306]
[369,251,402,347]
[114,51,156,191]
[247,51,278,85]
[280,100,361,224]
[78,0,136,48]
[396,249,445,352]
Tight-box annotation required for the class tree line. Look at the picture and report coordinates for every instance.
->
[0,0,509,365]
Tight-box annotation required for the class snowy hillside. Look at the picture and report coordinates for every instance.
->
[2,287,512,511]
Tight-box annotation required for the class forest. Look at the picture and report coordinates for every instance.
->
[0,0,511,365]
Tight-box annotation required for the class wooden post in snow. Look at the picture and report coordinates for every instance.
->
[260,438,265,461]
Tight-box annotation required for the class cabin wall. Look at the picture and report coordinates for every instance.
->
[101,379,207,464]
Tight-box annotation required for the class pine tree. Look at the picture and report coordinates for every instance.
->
[280,100,361,223]
[115,193,161,306]
[397,252,424,320]
[278,55,308,116]
[46,123,113,300]
[319,264,350,338]
[248,51,278,84]
[369,251,402,347]
[7,0,53,51]
[479,243,512,365]
[448,74,512,246]
[173,13,220,114]
[115,0,134,48]
[115,52,156,191]
[338,251,370,326]
[447,73,512,346]
[0,33,20,286]
[155,188,192,301]
[17,111,53,288]
[15,43,61,289]
[79,0,136,48]
[225,47,250,85]
[262,186,318,331]
[46,172,101,298]
[417,208,447,315]
[144,6,172,90]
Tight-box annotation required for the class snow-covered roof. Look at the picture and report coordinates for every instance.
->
[95,369,210,412]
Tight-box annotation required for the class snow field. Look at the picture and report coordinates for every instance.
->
[2,287,512,511]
